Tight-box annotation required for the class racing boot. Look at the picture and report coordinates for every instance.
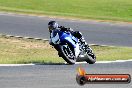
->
[58,52,62,57]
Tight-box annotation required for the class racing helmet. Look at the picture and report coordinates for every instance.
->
[48,21,59,32]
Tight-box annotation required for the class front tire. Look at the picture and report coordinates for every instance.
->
[60,44,76,65]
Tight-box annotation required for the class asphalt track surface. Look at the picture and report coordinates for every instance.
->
[0,61,132,88]
[0,13,132,88]
[0,13,132,46]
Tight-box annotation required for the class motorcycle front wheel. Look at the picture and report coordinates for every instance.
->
[60,43,76,65]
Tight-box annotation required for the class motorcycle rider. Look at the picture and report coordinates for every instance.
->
[48,21,87,45]
[48,21,90,56]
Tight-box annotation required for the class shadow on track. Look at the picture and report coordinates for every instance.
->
[32,62,71,65]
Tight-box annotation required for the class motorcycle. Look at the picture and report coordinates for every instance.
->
[50,29,96,64]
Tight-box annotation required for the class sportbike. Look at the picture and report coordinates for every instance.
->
[50,29,96,64]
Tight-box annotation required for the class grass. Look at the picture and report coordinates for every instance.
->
[91,45,132,61]
[0,0,132,22]
[0,35,132,64]
[0,35,64,64]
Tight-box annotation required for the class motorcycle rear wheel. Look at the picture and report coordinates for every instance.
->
[85,45,96,64]
[86,53,96,64]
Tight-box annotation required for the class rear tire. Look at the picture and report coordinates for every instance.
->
[86,53,96,64]
[85,45,96,64]
[60,44,76,65]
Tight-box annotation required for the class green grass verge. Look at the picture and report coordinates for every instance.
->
[0,0,132,22]
[0,35,132,64]
[0,35,64,64]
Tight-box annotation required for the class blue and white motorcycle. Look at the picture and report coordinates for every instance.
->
[50,29,96,64]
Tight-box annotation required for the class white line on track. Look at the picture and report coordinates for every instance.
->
[0,59,131,66]
[75,59,132,64]
[0,64,35,66]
